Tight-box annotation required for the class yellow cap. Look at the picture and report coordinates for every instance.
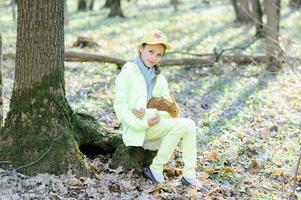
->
[141,30,171,50]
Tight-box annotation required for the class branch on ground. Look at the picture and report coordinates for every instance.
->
[3,52,301,67]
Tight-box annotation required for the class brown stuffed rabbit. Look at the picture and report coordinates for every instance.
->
[147,95,180,118]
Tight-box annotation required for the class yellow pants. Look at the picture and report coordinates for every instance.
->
[145,118,197,179]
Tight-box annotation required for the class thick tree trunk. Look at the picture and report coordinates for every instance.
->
[263,0,284,71]
[78,0,87,11]
[250,0,264,38]
[0,0,116,176]
[0,34,2,127]
[108,0,124,18]
[230,0,252,23]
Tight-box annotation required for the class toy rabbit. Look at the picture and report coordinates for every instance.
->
[147,95,180,118]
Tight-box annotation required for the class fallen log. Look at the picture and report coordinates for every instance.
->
[64,52,126,66]
[3,51,301,67]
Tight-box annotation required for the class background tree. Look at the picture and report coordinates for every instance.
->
[263,0,283,71]
[77,0,94,11]
[170,0,180,12]
[89,0,94,10]
[231,0,264,37]
[11,0,16,21]
[230,0,252,23]
[78,0,87,11]
[103,0,113,8]
[64,0,68,25]
[250,0,264,37]
[0,0,115,176]
[108,0,124,18]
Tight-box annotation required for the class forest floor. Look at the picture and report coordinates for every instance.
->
[1,0,301,199]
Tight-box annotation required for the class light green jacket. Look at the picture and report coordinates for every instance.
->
[113,62,171,146]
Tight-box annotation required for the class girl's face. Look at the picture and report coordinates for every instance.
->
[139,44,166,67]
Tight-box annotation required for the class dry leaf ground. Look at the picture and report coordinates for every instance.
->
[1,0,301,199]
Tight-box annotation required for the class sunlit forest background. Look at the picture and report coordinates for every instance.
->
[0,0,301,199]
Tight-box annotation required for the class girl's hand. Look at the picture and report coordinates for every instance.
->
[147,114,160,127]
[132,108,146,118]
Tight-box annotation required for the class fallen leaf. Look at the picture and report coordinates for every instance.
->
[187,188,198,197]
[154,183,173,193]
[68,178,82,186]
[94,173,102,180]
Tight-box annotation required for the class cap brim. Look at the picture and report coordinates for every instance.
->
[144,41,171,50]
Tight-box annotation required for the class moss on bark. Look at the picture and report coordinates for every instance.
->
[0,72,118,176]
[110,144,157,173]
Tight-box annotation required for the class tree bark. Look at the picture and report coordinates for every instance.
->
[0,34,3,127]
[263,0,284,71]
[0,0,116,176]
[78,0,87,11]
[108,0,124,18]
[230,0,252,23]
[250,0,264,38]
[110,144,157,173]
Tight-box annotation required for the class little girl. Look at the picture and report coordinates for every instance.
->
[113,30,201,188]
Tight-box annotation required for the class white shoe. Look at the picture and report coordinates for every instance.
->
[181,177,201,188]
[144,167,166,184]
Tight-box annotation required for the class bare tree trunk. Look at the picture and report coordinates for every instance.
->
[64,0,68,25]
[250,0,264,37]
[78,0,87,11]
[11,0,17,21]
[0,34,3,127]
[170,0,179,12]
[263,0,284,71]
[230,0,252,23]
[89,0,95,10]
[103,0,113,8]
[108,0,124,18]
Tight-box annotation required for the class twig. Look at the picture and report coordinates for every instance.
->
[167,51,214,57]
[0,161,12,164]
[169,37,259,63]
[214,37,259,62]
[291,147,301,199]
[16,139,55,171]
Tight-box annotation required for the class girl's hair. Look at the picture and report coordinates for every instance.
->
[138,43,166,56]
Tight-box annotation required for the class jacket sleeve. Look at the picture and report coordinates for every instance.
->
[113,66,149,131]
